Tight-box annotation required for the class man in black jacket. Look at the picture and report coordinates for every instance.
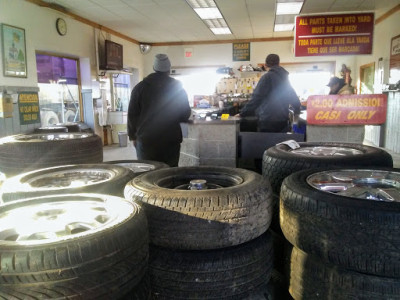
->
[127,54,191,167]
[237,54,300,132]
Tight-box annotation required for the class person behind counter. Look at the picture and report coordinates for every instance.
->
[327,76,355,95]
[127,54,191,167]
[235,54,301,133]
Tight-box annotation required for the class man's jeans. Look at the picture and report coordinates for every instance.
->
[135,140,181,167]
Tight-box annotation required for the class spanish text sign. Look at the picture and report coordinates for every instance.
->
[295,13,374,57]
[306,94,387,125]
[18,92,40,125]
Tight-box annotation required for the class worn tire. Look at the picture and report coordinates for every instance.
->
[0,253,147,299]
[0,132,103,176]
[263,142,393,195]
[0,194,148,286]
[280,168,400,277]
[105,159,169,175]
[124,166,273,250]
[0,164,136,203]
[149,231,273,299]
[289,246,400,300]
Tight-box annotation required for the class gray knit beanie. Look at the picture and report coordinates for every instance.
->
[153,54,171,72]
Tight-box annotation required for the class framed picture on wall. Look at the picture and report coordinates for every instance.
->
[1,24,27,78]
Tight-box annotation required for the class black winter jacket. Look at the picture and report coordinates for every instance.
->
[127,72,191,145]
[240,66,300,122]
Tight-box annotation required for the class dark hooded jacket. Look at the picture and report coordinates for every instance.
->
[127,72,191,145]
[240,66,300,122]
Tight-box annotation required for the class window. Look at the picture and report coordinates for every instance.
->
[35,53,81,126]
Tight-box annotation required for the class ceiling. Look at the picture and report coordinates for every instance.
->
[38,0,398,44]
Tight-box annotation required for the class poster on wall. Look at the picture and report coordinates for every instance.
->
[295,13,374,57]
[233,42,250,61]
[18,92,40,125]
[1,24,27,77]
[389,34,400,82]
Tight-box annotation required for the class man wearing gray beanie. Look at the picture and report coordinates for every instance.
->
[237,53,300,133]
[127,54,191,166]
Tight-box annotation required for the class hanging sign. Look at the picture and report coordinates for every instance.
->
[233,42,250,61]
[306,94,387,125]
[18,92,40,125]
[295,13,374,57]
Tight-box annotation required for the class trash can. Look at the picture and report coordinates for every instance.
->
[118,131,128,147]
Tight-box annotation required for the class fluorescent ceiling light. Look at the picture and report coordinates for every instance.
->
[274,24,294,32]
[210,27,231,35]
[276,2,303,15]
[186,0,216,9]
[204,18,227,28]
[194,7,222,19]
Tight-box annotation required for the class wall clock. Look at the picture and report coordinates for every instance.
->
[56,18,67,36]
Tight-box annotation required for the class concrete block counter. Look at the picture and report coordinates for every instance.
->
[179,117,240,168]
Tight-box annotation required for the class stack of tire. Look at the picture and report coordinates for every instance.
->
[0,132,103,177]
[0,193,150,299]
[124,166,275,299]
[280,168,400,299]
[262,141,395,298]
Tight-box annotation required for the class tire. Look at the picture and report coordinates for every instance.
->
[120,273,151,300]
[0,253,147,299]
[64,109,76,122]
[34,126,68,133]
[280,167,400,277]
[0,132,103,176]
[149,231,273,299]
[0,164,136,203]
[105,159,169,175]
[0,194,148,286]
[262,142,393,195]
[289,246,400,300]
[55,122,81,132]
[40,110,59,127]
[124,166,273,250]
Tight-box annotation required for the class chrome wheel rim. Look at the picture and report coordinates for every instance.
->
[307,170,400,202]
[290,146,363,156]
[0,196,132,245]
[14,133,91,142]
[117,162,155,173]
[175,179,223,190]
[23,168,115,189]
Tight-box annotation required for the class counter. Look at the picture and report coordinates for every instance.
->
[179,117,240,167]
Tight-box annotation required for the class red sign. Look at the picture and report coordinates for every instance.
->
[295,13,374,57]
[306,94,387,125]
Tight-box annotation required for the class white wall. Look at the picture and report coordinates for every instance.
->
[355,10,400,92]
[147,40,356,79]
[0,0,144,88]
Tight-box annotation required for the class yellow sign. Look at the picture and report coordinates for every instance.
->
[18,92,40,125]
[0,93,13,118]
[221,114,230,120]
